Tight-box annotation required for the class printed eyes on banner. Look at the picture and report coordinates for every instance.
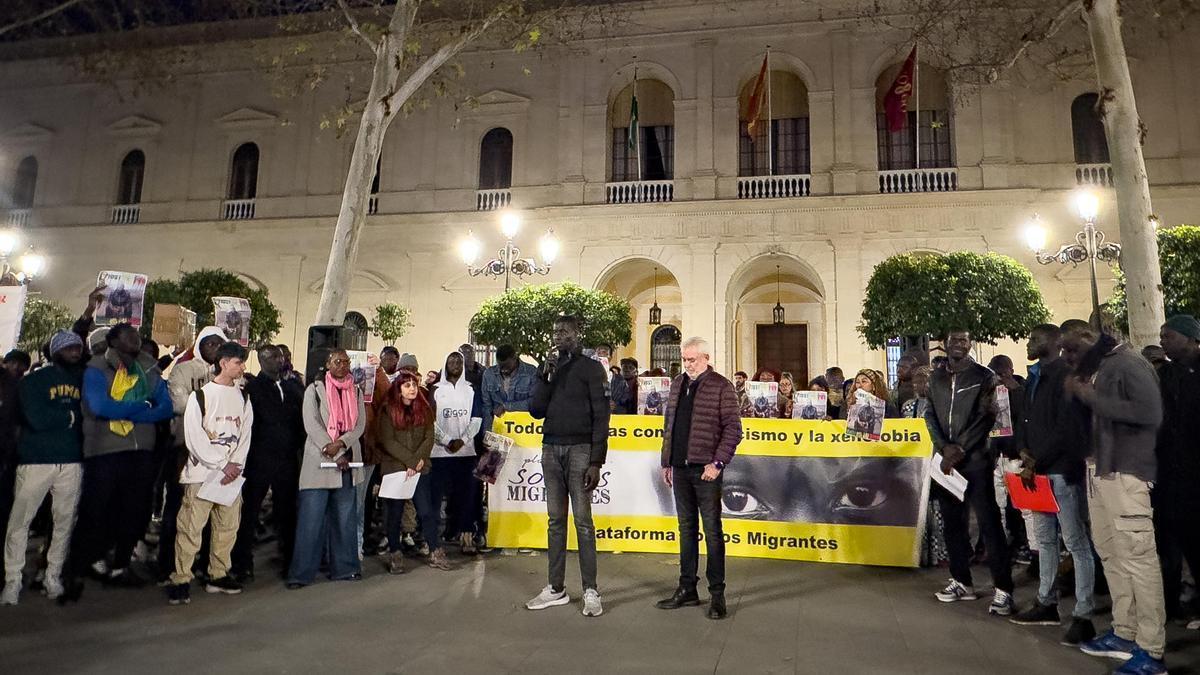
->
[828,474,917,526]
[720,486,771,519]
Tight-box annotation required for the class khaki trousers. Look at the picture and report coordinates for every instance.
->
[3,463,82,583]
[1087,465,1166,658]
[171,483,242,585]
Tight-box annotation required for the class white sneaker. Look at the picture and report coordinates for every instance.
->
[91,560,109,577]
[525,585,570,610]
[581,588,603,617]
[934,579,978,603]
[1,580,20,606]
[43,577,64,600]
[988,589,1014,616]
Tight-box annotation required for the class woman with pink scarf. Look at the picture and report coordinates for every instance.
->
[287,349,367,588]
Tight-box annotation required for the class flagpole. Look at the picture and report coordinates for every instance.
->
[914,45,920,170]
[634,62,643,183]
[766,46,773,176]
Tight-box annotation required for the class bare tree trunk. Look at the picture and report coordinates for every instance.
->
[1083,0,1164,345]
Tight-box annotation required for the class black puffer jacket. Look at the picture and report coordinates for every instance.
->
[530,348,610,465]
[924,359,998,472]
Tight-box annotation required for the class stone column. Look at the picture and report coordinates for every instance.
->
[692,38,717,200]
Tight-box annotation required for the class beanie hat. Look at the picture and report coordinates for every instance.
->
[1163,314,1200,342]
[50,330,84,356]
[398,353,419,370]
[87,327,110,352]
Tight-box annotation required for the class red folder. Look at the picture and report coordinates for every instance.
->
[1004,473,1060,513]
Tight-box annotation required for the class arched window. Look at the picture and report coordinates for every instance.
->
[12,156,38,209]
[610,79,674,181]
[651,324,682,376]
[478,128,513,190]
[117,150,145,205]
[1071,93,1110,165]
[738,70,810,176]
[875,64,953,170]
[343,311,368,351]
[227,143,259,200]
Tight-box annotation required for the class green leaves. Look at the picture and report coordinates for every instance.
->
[858,252,1050,347]
[370,302,413,345]
[19,296,76,355]
[1106,224,1200,332]
[468,282,632,363]
[142,269,282,348]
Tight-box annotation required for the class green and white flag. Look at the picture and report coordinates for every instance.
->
[627,93,639,151]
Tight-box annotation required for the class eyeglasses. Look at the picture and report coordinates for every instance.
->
[330,358,350,365]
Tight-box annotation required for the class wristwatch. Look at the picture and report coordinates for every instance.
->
[712,461,725,470]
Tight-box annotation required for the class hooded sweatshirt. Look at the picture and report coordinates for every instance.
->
[18,361,84,464]
[81,349,173,458]
[431,351,482,459]
[168,326,227,439]
[180,380,253,484]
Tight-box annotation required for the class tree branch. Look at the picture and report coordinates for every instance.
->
[992,0,1083,80]
[336,0,377,54]
[0,0,87,38]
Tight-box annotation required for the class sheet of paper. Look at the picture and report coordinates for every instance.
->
[379,471,420,500]
[197,471,245,506]
[320,462,365,469]
[929,453,967,501]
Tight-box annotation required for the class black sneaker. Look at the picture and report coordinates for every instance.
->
[166,583,190,606]
[1061,617,1096,646]
[231,569,254,585]
[1009,602,1061,626]
[205,576,244,595]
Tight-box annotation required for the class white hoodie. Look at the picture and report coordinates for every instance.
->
[167,325,228,438]
[180,380,253,484]
[432,351,481,459]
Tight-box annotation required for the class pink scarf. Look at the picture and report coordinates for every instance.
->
[325,374,359,442]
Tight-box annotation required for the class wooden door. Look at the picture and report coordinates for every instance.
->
[755,323,808,385]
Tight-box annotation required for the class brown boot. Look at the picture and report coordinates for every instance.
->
[428,548,453,571]
[387,552,405,575]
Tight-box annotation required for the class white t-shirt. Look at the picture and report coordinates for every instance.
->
[180,381,253,484]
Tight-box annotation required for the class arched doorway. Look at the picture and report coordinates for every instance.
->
[651,324,682,377]
[725,255,825,387]
[596,257,683,370]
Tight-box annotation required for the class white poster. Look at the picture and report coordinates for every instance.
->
[636,376,671,416]
[347,350,378,403]
[743,381,779,418]
[212,296,251,347]
[793,390,828,420]
[0,285,28,354]
[95,270,148,327]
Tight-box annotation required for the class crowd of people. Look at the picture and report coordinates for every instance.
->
[0,285,1196,673]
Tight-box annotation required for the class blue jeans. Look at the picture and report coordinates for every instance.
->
[288,472,360,585]
[543,444,597,592]
[1032,474,1095,617]
[384,471,440,553]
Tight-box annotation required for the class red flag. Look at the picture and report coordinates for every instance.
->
[745,53,769,139]
[884,46,918,133]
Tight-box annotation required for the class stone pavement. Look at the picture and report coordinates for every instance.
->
[1,549,1197,674]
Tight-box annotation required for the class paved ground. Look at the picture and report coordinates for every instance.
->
[1,548,1198,674]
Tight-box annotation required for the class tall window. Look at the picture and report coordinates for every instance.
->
[343,311,368,351]
[875,64,953,170]
[738,70,811,176]
[12,156,37,208]
[1071,93,1110,164]
[117,150,145,205]
[227,143,259,200]
[610,78,675,182]
[478,128,513,190]
[651,324,682,376]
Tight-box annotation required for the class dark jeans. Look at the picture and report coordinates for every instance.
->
[288,472,359,585]
[71,450,158,575]
[672,464,725,594]
[384,473,439,553]
[231,452,299,575]
[0,459,15,580]
[432,457,477,538]
[543,444,597,592]
[940,464,1013,593]
[1155,502,1200,617]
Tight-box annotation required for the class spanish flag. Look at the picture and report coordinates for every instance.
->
[745,53,769,139]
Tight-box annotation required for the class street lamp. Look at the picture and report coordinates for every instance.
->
[460,210,556,291]
[1025,189,1121,328]
[0,229,44,286]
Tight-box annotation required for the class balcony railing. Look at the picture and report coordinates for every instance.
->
[1076,163,1114,187]
[368,195,379,215]
[476,188,511,211]
[606,180,674,204]
[737,174,812,199]
[878,167,958,194]
[5,209,30,227]
[111,204,140,224]
[222,198,255,220]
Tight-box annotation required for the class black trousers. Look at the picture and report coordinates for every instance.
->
[231,452,299,575]
[1155,502,1200,617]
[672,464,725,595]
[940,464,1013,593]
[71,450,158,575]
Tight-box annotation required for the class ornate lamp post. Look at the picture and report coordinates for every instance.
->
[459,211,558,292]
[1024,189,1121,329]
[0,229,45,286]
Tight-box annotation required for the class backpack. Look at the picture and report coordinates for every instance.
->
[174,386,250,479]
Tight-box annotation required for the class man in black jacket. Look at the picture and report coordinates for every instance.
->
[526,314,610,618]
[1009,324,1097,645]
[925,328,1014,615]
[230,345,305,581]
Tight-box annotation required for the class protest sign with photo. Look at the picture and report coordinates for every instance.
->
[212,296,251,346]
[347,350,378,403]
[95,271,148,327]
[744,381,779,418]
[793,390,828,420]
[990,385,1014,437]
[0,285,28,354]
[846,390,886,441]
[488,413,932,567]
[636,376,671,416]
